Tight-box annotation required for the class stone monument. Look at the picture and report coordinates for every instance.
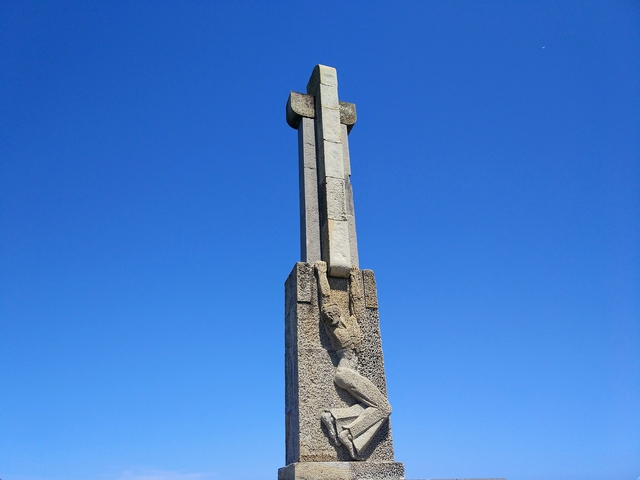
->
[279,65,405,480]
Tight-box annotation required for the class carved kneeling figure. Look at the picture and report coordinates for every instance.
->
[315,261,392,460]
[321,349,392,460]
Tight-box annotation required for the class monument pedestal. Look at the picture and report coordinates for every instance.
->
[283,263,403,477]
[279,461,405,480]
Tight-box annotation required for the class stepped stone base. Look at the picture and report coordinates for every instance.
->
[278,461,405,480]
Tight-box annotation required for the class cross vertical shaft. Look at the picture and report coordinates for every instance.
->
[286,65,358,277]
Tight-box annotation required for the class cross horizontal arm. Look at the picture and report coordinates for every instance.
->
[286,91,357,131]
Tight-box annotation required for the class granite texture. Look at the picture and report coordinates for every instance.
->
[298,116,321,263]
[285,92,357,132]
[308,65,352,278]
[284,263,398,465]
[339,101,357,132]
[286,66,360,274]
[279,461,405,480]
[341,124,359,268]
[287,91,316,128]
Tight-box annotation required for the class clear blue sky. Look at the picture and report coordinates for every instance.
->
[1,2,638,480]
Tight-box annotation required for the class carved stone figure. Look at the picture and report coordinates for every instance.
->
[315,261,392,460]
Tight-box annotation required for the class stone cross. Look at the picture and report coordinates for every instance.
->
[280,65,404,480]
[286,65,358,278]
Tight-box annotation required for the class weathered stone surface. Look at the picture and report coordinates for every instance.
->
[309,65,351,279]
[297,262,314,303]
[323,177,347,221]
[279,461,350,480]
[284,263,397,466]
[341,124,351,177]
[350,461,404,480]
[298,117,321,263]
[287,91,316,129]
[318,140,345,180]
[279,461,405,480]
[339,101,357,132]
[319,109,342,145]
[342,124,359,267]
[299,117,317,172]
[306,64,338,95]
[287,65,360,273]
[321,220,351,279]
[286,93,357,131]
[346,213,359,270]
[319,83,340,109]
[362,270,378,309]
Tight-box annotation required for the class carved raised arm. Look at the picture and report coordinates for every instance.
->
[349,266,366,320]
[315,261,332,307]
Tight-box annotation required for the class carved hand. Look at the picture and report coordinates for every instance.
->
[349,266,359,279]
[315,260,327,274]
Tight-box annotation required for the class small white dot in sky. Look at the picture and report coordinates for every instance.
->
[542,46,546,49]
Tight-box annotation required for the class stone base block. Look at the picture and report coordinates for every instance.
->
[278,461,405,480]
